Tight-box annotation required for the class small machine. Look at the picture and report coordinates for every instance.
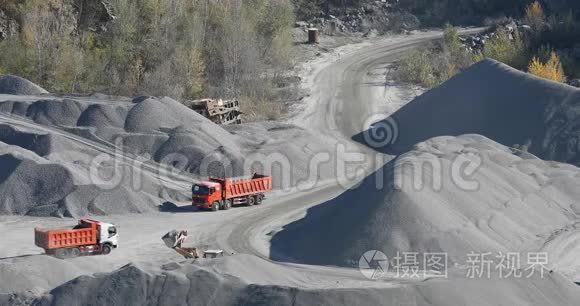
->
[162,230,198,259]
[203,250,225,259]
[162,230,225,260]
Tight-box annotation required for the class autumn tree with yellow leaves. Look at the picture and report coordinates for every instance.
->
[525,1,546,31]
[528,51,565,82]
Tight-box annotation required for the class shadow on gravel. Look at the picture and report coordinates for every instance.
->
[158,202,200,213]
[270,164,394,267]
[0,254,42,260]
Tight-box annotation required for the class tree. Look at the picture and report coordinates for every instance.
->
[528,51,565,82]
[292,0,324,21]
[0,0,295,120]
[443,23,461,52]
[525,1,545,31]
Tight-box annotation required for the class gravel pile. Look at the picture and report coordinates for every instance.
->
[7,256,578,306]
[355,59,580,166]
[0,75,48,95]
[272,135,580,266]
[0,77,337,216]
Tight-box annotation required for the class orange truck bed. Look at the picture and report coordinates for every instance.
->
[34,223,97,250]
[211,174,272,199]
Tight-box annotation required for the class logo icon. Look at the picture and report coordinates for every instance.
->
[359,250,389,279]
[362,115,399,149]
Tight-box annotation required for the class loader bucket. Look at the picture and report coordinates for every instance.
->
[162,230,188,248]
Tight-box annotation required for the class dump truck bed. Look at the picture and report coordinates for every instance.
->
[34,225,97,250]
[211,174,272,199]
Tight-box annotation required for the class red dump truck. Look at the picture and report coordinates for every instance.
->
[192,173,272,211]
[34,219,119,258]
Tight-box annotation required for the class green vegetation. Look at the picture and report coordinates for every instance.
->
[396,50,435,88]
[524,0,546,31]
[396,1,580,87]
[482,29,527,69]
[0,0,295,121]
[395,24,480,87]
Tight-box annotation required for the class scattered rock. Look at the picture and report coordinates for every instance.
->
[295,21,309,28]
[569,79,580,88]
[0,9,19,40]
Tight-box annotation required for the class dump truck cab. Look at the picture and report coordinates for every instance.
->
[73,219,118,248]
[192,181,222,209]
[96,220,119,248]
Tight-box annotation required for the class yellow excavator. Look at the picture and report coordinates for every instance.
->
[162,230,199,259]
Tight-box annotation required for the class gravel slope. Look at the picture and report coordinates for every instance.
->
[0,92,339,216]
[354,59,580,166]
[271,135,580,266]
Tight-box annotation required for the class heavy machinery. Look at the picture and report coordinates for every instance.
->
[162,230,199,259]
[187,98,242,125]
[162,230,225,259]
[192,173,272,211]
[34,219,118,259]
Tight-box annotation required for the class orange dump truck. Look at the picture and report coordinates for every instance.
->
[192,173,272,211]
[35,219,119,258]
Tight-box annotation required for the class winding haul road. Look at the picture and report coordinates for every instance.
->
[213,29,487,285]
[0,29,484,291]
[227,29,487,252]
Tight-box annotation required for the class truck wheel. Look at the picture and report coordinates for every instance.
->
[211,201,220,211]
[223,199,231,210]
[248,196,255,206]
[54,248,68,259]
[102,244,112,255]
[70,248,81,257]
[255,195,263,205]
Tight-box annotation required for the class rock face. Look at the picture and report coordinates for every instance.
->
[74,0,116,33]
[0,0,114,42]
[0,9,19,40]
[300,1,416,35]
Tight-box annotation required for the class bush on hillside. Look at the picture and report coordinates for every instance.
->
[396,49,436,88]
[482,29,528,69]
[528,51,565,82]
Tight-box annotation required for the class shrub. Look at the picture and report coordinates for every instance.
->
[528,51,565,82]
[525,1,545,31]
[443,23,461,52]
[396,49,436,88]
[483,29,527,69]
[240,95,286,121]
